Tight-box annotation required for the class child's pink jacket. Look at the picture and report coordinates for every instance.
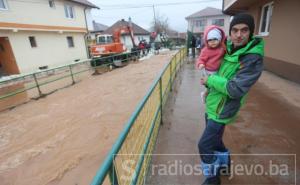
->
[196,25,226,71]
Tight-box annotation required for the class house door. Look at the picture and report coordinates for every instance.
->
[0,37,20,77]
[0,37,27,111]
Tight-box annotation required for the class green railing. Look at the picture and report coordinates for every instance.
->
[91,47,187,185]
[0,49,148,111]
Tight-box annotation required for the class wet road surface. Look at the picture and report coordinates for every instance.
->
[0,51,176,185]
[147,59,300,185]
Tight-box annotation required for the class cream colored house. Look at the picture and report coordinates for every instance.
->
[0,0,98,76]
[223,0,300,84]
[185,7,231,36]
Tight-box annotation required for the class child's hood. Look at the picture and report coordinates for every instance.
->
[203,25,226,47]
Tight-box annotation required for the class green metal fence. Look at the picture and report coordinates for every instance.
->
[91,47,187,185]
[0,49,148,111]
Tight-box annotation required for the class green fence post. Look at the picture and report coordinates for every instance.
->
[33,73,42,97]
[170,60,173,92]
[175,54,178,77]
[69,65,75,84]
[179,49,182,68]
[179,49,181,65]
[159,77,163,125]
[108,163,119,185]
[180,49,183,71]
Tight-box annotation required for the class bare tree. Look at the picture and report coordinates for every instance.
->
[150,11,170,33]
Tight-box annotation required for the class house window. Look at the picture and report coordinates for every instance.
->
[195,20,206,27]
[212,19,224,26]
[49,0,55,8]
[29,36,37,48]
[64,4,74,19]
[259,2,273,36]
[0,0,8,10]
[67,36,74,47]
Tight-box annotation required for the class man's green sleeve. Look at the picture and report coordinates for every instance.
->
[206,75,229,95]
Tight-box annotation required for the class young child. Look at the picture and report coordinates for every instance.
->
[196,25,226,102]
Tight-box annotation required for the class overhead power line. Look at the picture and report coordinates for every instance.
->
[98,0,221,10]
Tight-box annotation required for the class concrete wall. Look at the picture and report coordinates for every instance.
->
[0,0,87,28]
[247,0,300,83]
[262,0,299,65]
[0,30,87,73]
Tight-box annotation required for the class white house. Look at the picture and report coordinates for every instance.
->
[185,7,231,37]
[0,0,99,76]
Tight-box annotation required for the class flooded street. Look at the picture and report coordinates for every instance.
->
[0,51,176,185]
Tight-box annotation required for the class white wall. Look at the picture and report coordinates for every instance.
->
[0,30,87,73]
[0,0,86,28]
[207,15,231,36]
[85,8,94,31]
[187,15,231,36]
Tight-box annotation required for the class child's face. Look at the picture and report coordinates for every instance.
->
[207,39,220,48]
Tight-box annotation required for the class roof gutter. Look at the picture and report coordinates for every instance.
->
[83,2,100,58]
[222,0,225,14]
[69,0,99,9]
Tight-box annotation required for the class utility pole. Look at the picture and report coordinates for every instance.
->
[152,4,157,32]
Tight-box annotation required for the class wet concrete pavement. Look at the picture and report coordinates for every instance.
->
[147,59,300,185]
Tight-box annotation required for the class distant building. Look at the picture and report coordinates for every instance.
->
[0,0,99,75]
[89,21,108,41]
[223,0,300,84]
[185,7,231,36]
[103,19,150,50]
[166,29,186,46]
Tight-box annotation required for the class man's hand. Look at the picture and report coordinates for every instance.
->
[200,76,208,85]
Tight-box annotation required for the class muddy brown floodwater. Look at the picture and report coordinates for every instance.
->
[0,51,176,185]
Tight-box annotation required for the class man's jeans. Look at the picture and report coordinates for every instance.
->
[198,116,227,164]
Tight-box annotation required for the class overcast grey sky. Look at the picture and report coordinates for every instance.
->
[89,0,222,32]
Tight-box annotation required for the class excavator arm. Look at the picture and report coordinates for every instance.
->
[113,24,137,48]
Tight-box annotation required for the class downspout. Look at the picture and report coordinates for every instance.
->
[222,0,225,14]
[83,7,91,59]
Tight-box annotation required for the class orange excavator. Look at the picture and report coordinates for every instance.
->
[90,19,139,67]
